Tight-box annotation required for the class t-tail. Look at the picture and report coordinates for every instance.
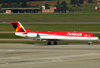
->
[10,21,26,32]
[10,21,28,37]
[10,21,37,38]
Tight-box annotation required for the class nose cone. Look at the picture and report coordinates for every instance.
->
[94,37,99,41]
[90,37,99,41]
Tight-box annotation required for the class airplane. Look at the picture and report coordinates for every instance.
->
[10,21,99,45]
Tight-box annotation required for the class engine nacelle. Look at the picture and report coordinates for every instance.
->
[27,33,37,38]
[15,33,38,38]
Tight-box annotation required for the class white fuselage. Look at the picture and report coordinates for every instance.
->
[15,32,99,41]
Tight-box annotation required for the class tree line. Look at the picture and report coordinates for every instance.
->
[1,0,55,8]
[56,0,93,13]
[70,0,93,5]
[1,0,94,12]
[0,0,93,4]
[0,0,54,3]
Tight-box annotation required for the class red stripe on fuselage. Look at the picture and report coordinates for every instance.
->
[25,29,96,37]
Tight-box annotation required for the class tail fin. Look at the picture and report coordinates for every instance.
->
[10,21,26,32]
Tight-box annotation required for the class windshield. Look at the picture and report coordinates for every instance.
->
[89,35,95,37]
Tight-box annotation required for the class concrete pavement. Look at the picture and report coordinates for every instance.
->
[0,43,100,68]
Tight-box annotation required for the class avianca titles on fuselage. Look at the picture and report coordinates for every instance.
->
[10,21,99,45]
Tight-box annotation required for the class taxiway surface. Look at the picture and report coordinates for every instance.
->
[0,43,100,68]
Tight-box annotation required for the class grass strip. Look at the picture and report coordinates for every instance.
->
[0,14,100,22]
[1,24,100,32]
[0,41,100,44]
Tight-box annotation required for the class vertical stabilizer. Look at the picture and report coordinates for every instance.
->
[10,21,26,32]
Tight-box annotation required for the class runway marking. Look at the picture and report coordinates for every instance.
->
[1,53,97,61]
[0,57,21,60]
[53,62,85,66]
[7,50,16,51]
[90,45,100,46]
[0,53,98,61]
[28,53,100,60]
[0,53,100,67]
[0,56,100,67]
[0,50,16,52]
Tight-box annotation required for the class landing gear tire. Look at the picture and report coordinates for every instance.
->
[54,41,57,45]
[88,41,92,45]
[48,42,51,45]
[88,43,90,45]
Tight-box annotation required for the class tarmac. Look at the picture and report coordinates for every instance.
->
[0,43,100,68]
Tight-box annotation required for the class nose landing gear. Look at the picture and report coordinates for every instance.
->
[88,41,92,45]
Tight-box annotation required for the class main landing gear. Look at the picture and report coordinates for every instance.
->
[54,41,57,45]
[88,41,92,45]
[47,41,51,45]
[47,41,57,45]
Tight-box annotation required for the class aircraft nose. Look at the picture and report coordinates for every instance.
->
[91,37,99,41]
[95,37,99,40]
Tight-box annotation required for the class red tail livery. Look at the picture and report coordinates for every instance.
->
[10,21,26,32]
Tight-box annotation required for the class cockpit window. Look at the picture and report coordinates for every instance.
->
[89,35,95,36]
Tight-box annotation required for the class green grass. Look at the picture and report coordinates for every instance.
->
[69,3,97,12]
[0,33,25,39]
[0,41,100,44]
[1,23,100,32]
[0,14,100,22]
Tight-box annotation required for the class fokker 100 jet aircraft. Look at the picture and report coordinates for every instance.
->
[10,21,99,45]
